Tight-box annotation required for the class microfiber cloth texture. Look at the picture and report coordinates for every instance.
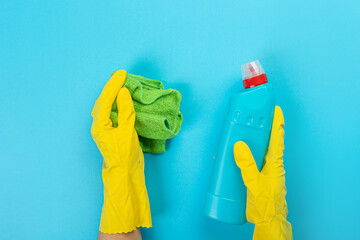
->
[110,72,183,154]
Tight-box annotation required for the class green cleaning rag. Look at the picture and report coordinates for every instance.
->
[110,72,183,154]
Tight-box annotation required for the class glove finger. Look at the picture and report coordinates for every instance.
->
[91,70,127,127]
[263,106,285,175]
[234,141,260,190]
[116,87,135,128]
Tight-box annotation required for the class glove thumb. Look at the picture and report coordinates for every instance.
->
[116,88,135,127]
[234,141,260,190]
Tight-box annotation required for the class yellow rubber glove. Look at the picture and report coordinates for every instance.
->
[91,70,152,234]
[234,106,293,240]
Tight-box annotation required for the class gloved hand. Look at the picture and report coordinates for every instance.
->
[91,70,152,234]
[234,106,293,240]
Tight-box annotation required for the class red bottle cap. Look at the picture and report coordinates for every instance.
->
[241,60,268,89]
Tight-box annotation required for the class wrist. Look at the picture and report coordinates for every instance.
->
[253,215,293,240]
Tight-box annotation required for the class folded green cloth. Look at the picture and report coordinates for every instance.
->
[110,72,183,154]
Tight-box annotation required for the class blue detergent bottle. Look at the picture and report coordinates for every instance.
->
[204,60,275,225]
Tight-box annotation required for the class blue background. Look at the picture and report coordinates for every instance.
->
[1,1,359,239]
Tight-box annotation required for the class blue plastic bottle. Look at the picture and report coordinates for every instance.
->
[204,60,275,225]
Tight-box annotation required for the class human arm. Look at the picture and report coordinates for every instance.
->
[234,106,293,240]
[97,228,142,240]
[91,70,152,239]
